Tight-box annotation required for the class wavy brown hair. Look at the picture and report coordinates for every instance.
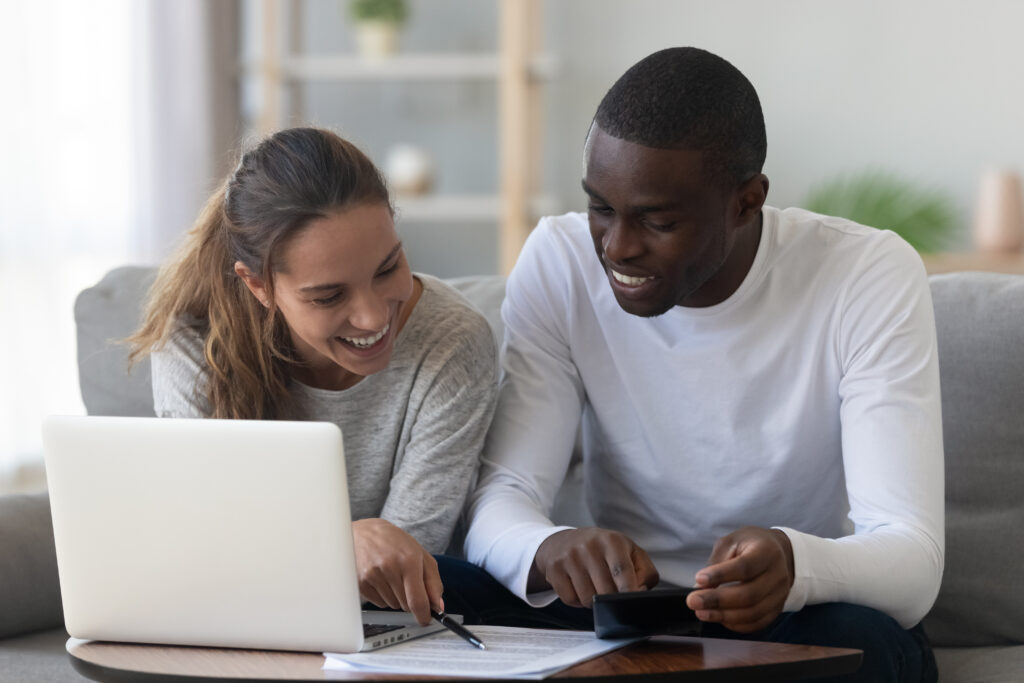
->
[129,128,391,419]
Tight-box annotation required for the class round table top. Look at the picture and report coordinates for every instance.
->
[67,635,862,682]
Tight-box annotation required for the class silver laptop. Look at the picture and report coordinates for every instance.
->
[42,415,445,652]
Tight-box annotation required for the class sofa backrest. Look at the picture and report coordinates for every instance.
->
[923,272,1024,647]
[75,267,1024,647]
[74,267,508,418]
[74,266,157,417]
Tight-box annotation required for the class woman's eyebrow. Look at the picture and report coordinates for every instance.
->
[376,242,403,270]
[298,242,403,293]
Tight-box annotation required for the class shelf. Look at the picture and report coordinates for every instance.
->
[394,194,560,223]
[242,54,558,82]
[922,251,1024,275]
[251,0,548,274]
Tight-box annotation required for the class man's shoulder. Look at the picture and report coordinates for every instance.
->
[513,211,599,292]
[769,206,921,277]
[522,211,592,260]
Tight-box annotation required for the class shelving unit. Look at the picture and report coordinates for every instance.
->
[921,251,1024,275]
[248,0,553,275]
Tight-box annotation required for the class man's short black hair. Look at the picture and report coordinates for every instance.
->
[594,47,766,185]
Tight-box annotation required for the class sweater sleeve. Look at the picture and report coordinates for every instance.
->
[464,222,585,604]
[379,308,499,555]
[778,234,945,628]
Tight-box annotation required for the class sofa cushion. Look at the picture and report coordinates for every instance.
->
[74,265,157,417]
[932,645,1024,683]
[0,493,63,639]
[923,272,1024,647]
[0,628,82,682]
[445,275,507,344]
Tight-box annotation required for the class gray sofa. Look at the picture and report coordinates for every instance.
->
[1,266,1022,682]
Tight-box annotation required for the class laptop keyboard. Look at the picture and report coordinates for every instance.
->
[363,623,404,637]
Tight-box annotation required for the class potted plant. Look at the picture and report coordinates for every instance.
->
[803,169,960,253]
[348,0,408,59]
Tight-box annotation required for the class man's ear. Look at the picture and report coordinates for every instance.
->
[234,261,271,309]
[735,173,769,224]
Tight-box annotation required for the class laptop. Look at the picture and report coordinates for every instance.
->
[41,414,446,652]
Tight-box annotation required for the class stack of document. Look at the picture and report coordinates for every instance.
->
[324,626,640,679]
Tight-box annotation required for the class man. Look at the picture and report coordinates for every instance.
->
[464,47,943,682]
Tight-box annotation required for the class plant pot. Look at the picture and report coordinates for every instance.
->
[354,20,399,59]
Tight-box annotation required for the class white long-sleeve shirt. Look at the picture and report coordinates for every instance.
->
[465,208,944,629]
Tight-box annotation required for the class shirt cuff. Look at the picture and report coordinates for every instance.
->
[773,526,810,614]
[500,524,576,604]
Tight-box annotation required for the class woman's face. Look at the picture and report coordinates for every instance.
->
[262,203,414,383]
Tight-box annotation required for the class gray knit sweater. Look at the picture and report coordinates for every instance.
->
[151,274,499,553]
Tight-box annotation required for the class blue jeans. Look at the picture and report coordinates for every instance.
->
[435,556,937,683]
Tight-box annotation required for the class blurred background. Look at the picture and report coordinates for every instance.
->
[2,0,1024,492]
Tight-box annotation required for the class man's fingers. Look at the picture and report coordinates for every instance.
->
[631,546,660,589]
[695,549,770,587]
[694,602,777,633]
[688,574,776,612]
[546,569,584,607]
[566,565,600,607]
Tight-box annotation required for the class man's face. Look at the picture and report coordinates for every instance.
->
[583,125,756,317]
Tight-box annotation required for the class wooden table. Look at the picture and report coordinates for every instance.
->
[67,636,861,682]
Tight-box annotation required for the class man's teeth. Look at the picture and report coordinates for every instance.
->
[611,269,653,287]
[341,323,389,348]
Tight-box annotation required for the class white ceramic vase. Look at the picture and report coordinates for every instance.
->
[972,169,1024,253]
[385,145,434,196]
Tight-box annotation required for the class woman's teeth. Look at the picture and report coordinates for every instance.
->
[341,323,389,348]
[611,269,653,287]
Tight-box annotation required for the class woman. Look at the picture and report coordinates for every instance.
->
[130,127,498,626]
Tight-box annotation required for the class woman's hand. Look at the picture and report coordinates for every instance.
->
[351,518,443,625]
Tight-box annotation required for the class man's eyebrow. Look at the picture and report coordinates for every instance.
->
[580,180,603,199]
[581,180,679,214]
[298,242,403,293]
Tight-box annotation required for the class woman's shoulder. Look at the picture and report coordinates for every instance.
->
[150,315,211,389]
[398,274,498,373]
[413,275,496,337]
[150,315,211,417]
[157,315,208,360]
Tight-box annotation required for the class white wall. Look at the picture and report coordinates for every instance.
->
[544,0,1024,246]
[260,0,1024,272]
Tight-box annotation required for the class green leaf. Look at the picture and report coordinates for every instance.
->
[803,170,959,253]
[348,0,408,24]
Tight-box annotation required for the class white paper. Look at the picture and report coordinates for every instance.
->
[323,626,640,679]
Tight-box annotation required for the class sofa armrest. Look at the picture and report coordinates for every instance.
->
[0,492,63,638]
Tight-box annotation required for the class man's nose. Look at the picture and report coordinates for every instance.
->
[602,219,643,263]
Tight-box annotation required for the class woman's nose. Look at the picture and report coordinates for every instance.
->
[347,288,390,332]
[602,219,642,264]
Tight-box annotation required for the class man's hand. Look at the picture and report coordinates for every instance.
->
[685,527,794,633]
[530,527,659,607]
[351,518,443,626]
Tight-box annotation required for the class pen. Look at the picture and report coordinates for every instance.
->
[430,610,487,650]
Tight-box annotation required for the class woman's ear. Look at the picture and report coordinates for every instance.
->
[234,261,271,308]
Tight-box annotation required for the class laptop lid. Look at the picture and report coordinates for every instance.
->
[43,415,379,652]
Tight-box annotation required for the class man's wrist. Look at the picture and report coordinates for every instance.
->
[769,528,795,587]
